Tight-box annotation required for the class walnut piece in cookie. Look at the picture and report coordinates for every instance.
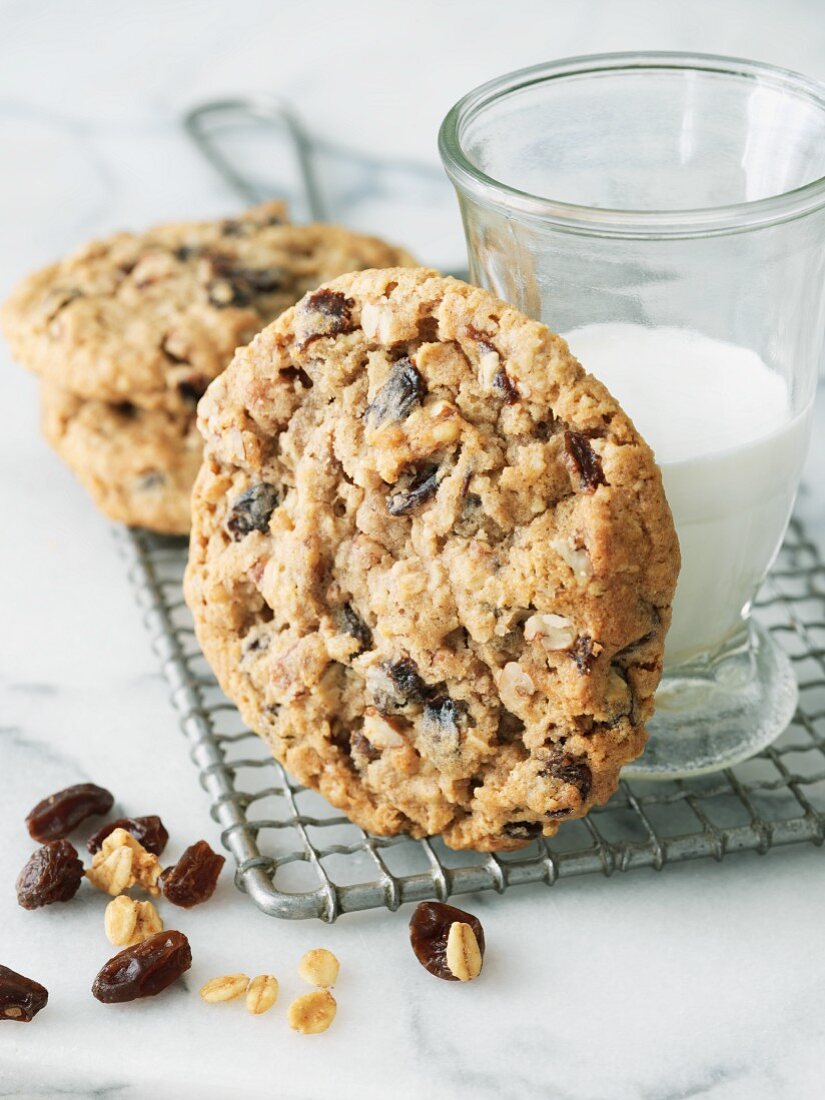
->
[184,267,679,851]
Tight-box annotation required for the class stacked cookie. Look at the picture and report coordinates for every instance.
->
[2,202,414,533]
[184,268,680,850]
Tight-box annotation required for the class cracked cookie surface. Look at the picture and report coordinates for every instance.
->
[2,202,413,415]
[185,268,680,850]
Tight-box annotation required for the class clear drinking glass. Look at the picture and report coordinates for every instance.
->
[439,52,825,778]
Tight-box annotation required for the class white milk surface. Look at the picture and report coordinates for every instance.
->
[563,324,811,663]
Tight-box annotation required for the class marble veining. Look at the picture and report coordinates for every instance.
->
[1,2,824,1098]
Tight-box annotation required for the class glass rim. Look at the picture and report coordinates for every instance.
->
[438,51,825,239]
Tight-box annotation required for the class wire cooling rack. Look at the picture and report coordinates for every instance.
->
[118,97,825,919]
[119,518,825,921]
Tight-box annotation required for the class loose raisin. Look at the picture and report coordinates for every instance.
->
[226,483,279,540]
[160,840,225,908]
[87,815,169,857]
[26,782,114,842]
[0,966,48,1022]
[365,357,426,428]
[563,430,606,492]
[16,839,84,909]
[409,901,486,982]
[92,930,192,1003]
[387,465,440,516]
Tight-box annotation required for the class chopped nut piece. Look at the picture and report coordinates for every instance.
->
[287,990,337,1034]
[200,974,250,1004]
[478,350,500,389]
[104,896,163,947]
[549,535,593,578]
[297,949,340,989]
[445,921,483,982]
[523,612,576,650]
[498,662,536,709]
[246,974,279,1015]
[86,828,161,896]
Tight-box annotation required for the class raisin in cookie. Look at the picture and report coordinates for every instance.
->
[41,384,201,535]
[2,202,414,415]
[185,268,679,851]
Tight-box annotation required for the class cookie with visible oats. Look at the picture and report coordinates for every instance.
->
[185,267,679,851]
[41,383,202,535]
[1,202,414,415]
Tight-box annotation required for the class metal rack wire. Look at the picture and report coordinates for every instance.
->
[120,520,824,922]
[120,98,825,920]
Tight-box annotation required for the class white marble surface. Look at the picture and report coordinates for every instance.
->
[1,2,825,1098]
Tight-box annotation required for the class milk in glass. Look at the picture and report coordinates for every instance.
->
[563,324,811,665]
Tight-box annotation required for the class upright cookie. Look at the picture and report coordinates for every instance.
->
[40,384,202,535]
[185,268,679,850]
[2,203,414,415]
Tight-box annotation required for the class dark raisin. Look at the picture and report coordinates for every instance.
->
[204,255,281,308]
[87,815,169,857]
[539,751,592,800]
[300,288,355,346]
[465,323,497,357]
[113,401,137,419]
[492,368,518,404]
[547,808,573,819]
[176,375,208,404]
[502,820,543,840]
[160,840,225,908]
[387,658,429,705]
[365,357,426,429]
[226,483,279,540]
[16,840,83,909]
[0,966,48,1022]
[423,696,470,732]
[421,696,469,764]
[339,604,373,651]
[570,634,597,675]
[136,471,165,491]
[350,731,380,762]
[564,430,606,492]
[409,901,485,982]
[387,465,440,516]
[174,244,200,261]
[92,931,192,1003]
[280,366,313,387]
[26,783,114,842]
[496,709,526,743]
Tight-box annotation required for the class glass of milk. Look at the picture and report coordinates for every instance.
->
[439,53,825,777]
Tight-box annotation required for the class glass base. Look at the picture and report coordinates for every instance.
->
[624,621,798,780]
